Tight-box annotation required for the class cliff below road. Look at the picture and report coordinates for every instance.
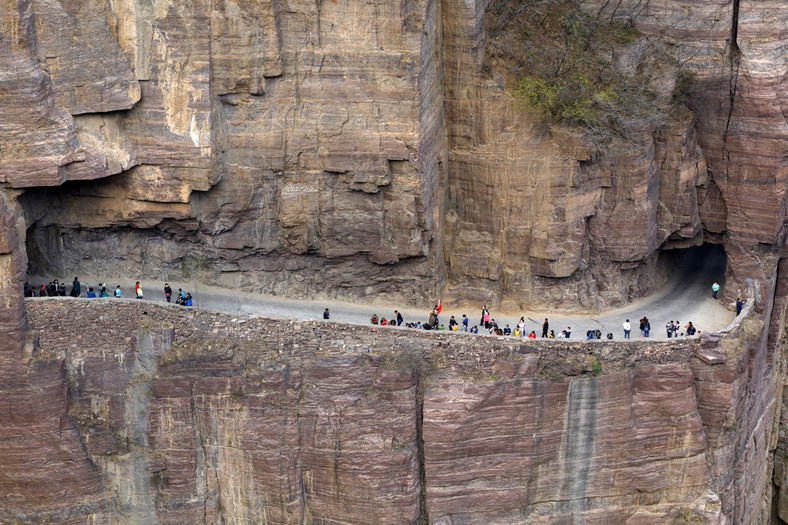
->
[0,298,775,524]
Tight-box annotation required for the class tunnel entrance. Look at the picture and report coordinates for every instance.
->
[658,242,727,296]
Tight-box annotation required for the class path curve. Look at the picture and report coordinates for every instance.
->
[27,250,735,342]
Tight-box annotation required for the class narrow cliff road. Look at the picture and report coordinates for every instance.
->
[28,251,735,342]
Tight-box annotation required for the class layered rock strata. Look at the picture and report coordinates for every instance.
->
[0,298,771,523]
[15,0,447,305]
[10,0,786,312]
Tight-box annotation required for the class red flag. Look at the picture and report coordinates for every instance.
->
[437,300,442,314]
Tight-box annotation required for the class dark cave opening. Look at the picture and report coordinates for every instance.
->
[659,242,727,295]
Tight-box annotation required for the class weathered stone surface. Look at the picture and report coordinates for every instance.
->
[4,0,788,521]
[2,0,787,312]
[0,298,766,522]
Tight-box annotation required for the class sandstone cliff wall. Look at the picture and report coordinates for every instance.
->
[13,0,447,305]
[0,298,774,523]
[6,0,784,314]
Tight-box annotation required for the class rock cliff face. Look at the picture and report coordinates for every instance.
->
[0,298,773,523]
[5,0,786,313]
[3,0,788,522]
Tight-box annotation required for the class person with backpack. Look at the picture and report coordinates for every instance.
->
[114,285,122,298]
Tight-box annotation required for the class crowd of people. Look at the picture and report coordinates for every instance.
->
[359,302,709,342]
[23,278,194,307]
[29,277,741,341]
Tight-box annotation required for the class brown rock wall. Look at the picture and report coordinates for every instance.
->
[0,299,767,522]
[18,0,445,305]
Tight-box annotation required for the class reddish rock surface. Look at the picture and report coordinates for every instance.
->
[0,299,769,523]
[2,0,788,522]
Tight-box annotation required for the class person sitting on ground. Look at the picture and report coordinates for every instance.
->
[587,330,595,340]
[136,284,144,299]
[451,323,458,331]
[86,287,96,298]
[114,285,122,298]
[416,322,422,329]
[371,314,378,325]
[548,330,555,338]
[449,316,458,329]
[470,325,478,334]
[514,327,521,337]
[489,319,499,334]
[685,321,696,336]
[503,324,511,336]
[99,284,109,298]
[185,293,193,307]
[380,318,388,326]
[564,327,571,338]
[528,330,537,339]
[59,282,66,296]
[439,324,446,330]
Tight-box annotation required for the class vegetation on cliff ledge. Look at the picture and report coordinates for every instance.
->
[489,0,660,136]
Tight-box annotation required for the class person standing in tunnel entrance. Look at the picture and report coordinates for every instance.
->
[712,281,720,300]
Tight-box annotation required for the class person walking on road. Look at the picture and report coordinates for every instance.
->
[323,308,330,319]
[541,318,549,338]
[481,306,490,329]
[712,281,720,300]
[395,310,403,326]
[164,283,172,302]
[623,319,631,339]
